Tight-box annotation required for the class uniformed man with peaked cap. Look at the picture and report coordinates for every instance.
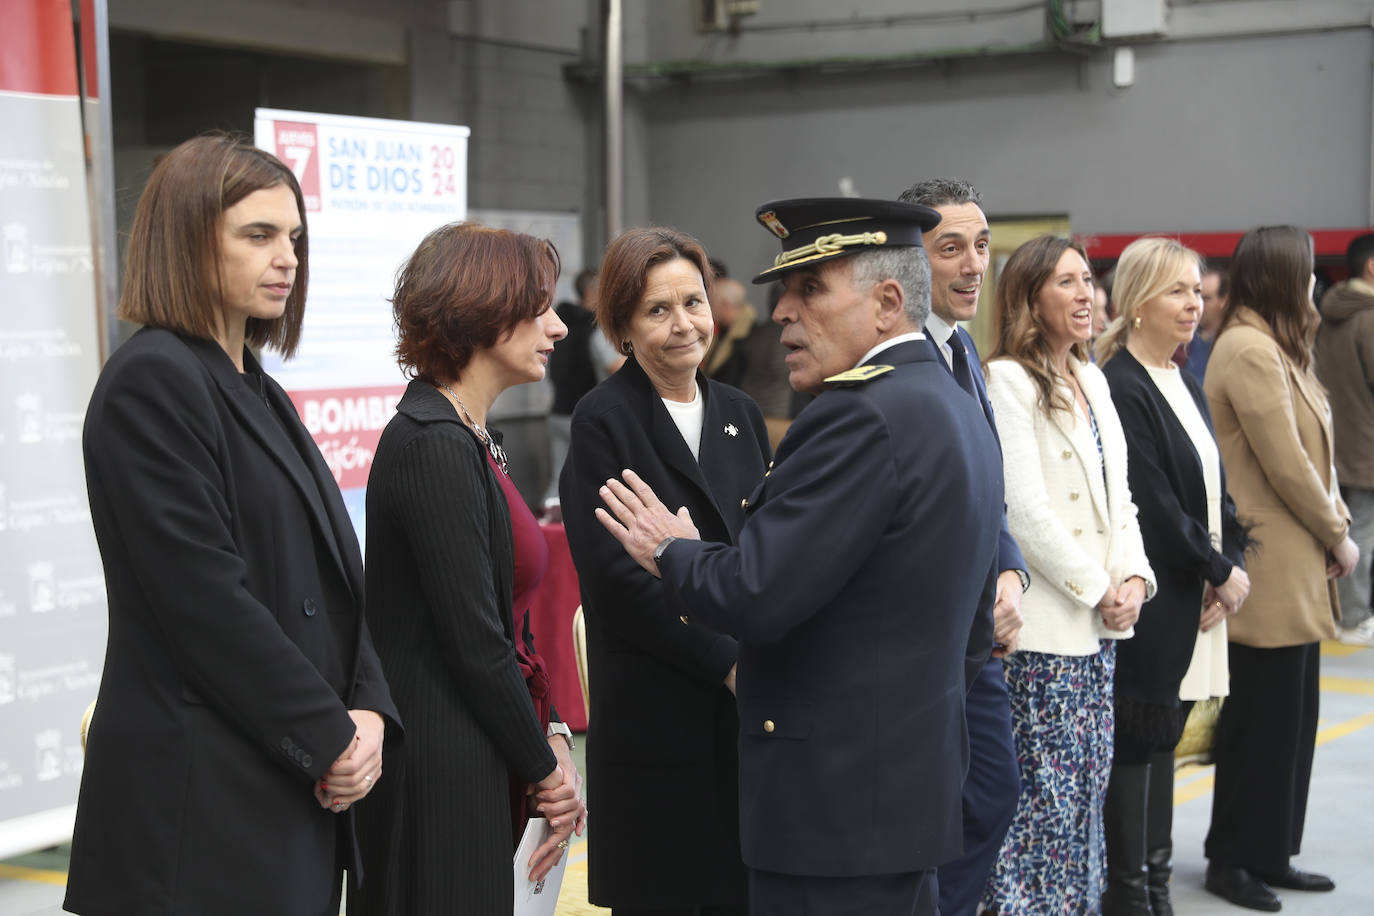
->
[596,196,1006,915]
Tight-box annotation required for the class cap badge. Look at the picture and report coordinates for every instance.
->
[759,210,789,239]
[773,230,888,269]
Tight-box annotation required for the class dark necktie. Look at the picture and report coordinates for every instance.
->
[947,330,977,398]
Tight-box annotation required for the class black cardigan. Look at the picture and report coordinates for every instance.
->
[1102,349,1249,709]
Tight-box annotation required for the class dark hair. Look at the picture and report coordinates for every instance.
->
[1346,232,1374,279]
[596,227,713,352]
[119,132,309,356]
[1203,265,1230,299]
[1219,225,1316,372]
[574,267,598,300]
[897,177,982,209]
[708,258,729,280]
[392,222,560,382]
[987,235,1093,415]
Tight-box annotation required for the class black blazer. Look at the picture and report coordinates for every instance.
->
[66,328,399,916]
[1103,349,1248,707]
[657,339,1004,877]
[560,356,769,907]
[352,380,560,915]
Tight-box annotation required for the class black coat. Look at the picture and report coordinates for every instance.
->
[351,380,560,915]
[66,329,399,916]
[1103,350,1248,708]
[560,356,769,907]
[657,338,1004,877]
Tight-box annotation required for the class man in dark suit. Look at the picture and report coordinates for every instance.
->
[897,178,1028,916]
[596,197,1004,916]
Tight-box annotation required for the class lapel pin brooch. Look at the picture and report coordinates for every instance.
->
[724,423,738,437]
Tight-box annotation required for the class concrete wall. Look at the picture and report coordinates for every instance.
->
[632,27,1373,281]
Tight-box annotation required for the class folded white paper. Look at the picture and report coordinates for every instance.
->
[512,818,568,916]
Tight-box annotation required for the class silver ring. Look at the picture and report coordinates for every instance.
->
[364,775,374,787]
[333,800,347,810]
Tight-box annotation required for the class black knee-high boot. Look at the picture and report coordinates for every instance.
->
[1102,763,1153,915]
[1145,750,1175,916]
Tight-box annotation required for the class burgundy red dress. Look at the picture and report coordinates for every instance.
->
[489,452,555,837]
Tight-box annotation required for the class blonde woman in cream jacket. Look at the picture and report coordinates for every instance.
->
[981,236,1155,916]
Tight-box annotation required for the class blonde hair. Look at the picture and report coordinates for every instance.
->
[1093,237,1203,365]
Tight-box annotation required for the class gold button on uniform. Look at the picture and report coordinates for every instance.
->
[763,719,775,733]
[1062,450,1073,459]
[741,497,749,509]
[1069,491,1080,501]
[679,615,690,624]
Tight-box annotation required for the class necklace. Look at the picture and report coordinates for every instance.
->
[437,382,510,476]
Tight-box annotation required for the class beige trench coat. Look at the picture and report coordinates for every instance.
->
[1204,307,1350,647]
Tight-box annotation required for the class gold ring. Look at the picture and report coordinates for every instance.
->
[1214,602,1223,609]
[557,839,569,850]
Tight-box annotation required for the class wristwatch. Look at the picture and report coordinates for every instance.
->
[653,536,678,564]
[1015,568,1030,592]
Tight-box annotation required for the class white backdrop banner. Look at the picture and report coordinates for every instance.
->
[254,109,470,540]
[0,0,107,859]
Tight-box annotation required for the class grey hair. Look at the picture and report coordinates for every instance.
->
[897,178,981,209]
[847,246,931,328]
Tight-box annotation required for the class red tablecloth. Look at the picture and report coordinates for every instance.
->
[531,522,586,731]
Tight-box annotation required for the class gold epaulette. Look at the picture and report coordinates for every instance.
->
[824,364,894,387]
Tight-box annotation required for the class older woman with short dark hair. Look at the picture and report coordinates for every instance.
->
[560,227,770,915]
[352,222,586,915]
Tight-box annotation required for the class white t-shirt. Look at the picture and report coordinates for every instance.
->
[661,383,705,462]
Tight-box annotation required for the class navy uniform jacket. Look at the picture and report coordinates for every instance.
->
[657,337,1004,877]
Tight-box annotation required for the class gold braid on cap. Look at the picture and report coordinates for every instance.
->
[773,230,888,268]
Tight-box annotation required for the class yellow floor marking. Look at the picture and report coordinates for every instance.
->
[1320,641,1367,658]
[1320,675,1374,695]
[1173,708,1374,806]
[0,863,66,886]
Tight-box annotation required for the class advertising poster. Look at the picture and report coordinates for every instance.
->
[254,110,470,539]
[0,0,108,858]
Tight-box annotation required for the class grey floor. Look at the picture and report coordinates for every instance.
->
[3,642,1369,916]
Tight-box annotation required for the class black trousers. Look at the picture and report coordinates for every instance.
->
[748,868,934,916]
[1204,641,1320,873]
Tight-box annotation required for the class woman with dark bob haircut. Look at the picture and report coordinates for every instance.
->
[352,221,586,915]
[560,227,769,915]
[67,133,400,916]
[1200,226,1357,911]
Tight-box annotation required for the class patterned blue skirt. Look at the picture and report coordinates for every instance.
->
[983,641,1116,915]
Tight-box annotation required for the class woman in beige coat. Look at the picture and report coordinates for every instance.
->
[1201,225,1359,912]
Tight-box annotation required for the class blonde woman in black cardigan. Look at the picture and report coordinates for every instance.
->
[1097,237,1251,915]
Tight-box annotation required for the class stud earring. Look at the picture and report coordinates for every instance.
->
[1132,316,1142,330]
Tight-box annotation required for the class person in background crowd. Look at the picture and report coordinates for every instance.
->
[66,133,400,916]
[704,275,754,386]
[546,267,602,504]
[1315,232,1374,647]
[353,222,585,915]
[596,197,1003,916]
[704,276,796,449]
[1096,237,1253,915]
[983,235,1155,915]
[1202,225,1358,912]
[560,227,768,916]
[1182,267,1229,383]
[897,177,1028,916]
[1093,286,1111,339]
